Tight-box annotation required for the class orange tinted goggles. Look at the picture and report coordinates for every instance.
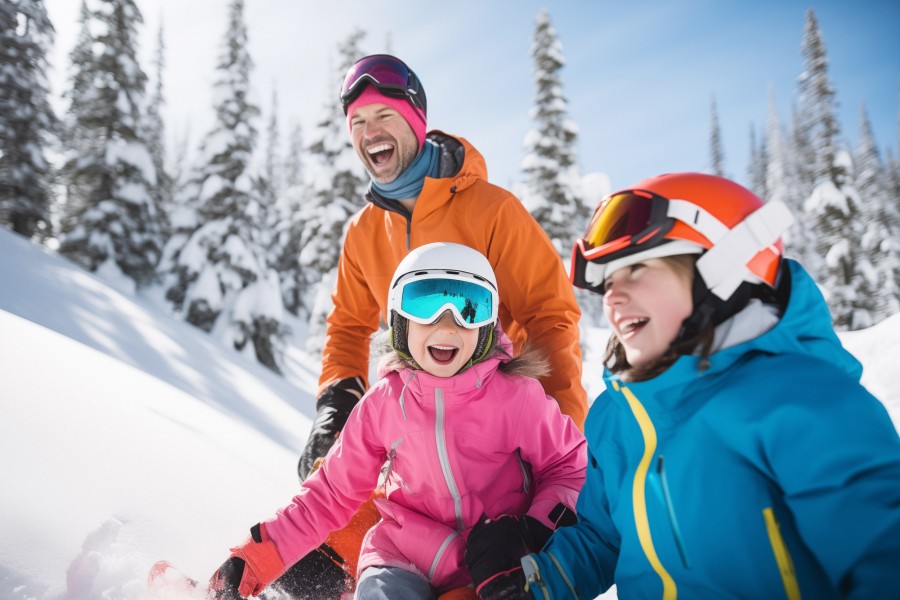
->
[571,190,677,292]
[575,190,674,262]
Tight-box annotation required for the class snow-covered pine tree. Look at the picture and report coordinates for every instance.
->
[283,121,304,190]
[885,92,900,238]
[521,8,586,257]
[765,92,812,267]
[59,0,163,290]
[285,30,368,347]
[794,8,841,189]
[709,96,725,177]
[163,0,286,373]
[805,151,871,330]
[144,21,171,243]
[794,10,879,329]
[520,9,603,327]
[263,87,281,200]
[854,103,899,322]
[0,0,57,242]
[271,120,305,315]
[747,124,768,200]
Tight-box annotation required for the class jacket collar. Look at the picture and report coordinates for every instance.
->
[603,260,862,404]
[384,328,514,402]
[365,131,487,217]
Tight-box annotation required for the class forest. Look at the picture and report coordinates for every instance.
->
[2,0,897,374]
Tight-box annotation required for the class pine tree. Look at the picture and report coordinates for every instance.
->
[765,91,810,266]
[59,0,163,290]
[0,0,57,242]
[144,21,171,242]
[163,0,286,373]
[747,124,768,199]
[264,86,281,199]
[805,150,870,330]
[795,9,840,187]
[285,30,368,343]
[521,8,585,257]
[283,121,304,190]
[709,96,725,177]
[854,103,899,322]
[271,120,304,315]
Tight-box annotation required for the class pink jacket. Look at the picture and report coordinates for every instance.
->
[264,336,587,591]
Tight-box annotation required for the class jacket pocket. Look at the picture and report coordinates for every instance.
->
[367,501,467,590]
[523,551,581,600]
[762,507,801,600]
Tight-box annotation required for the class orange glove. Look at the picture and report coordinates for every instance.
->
[209,523,286,598]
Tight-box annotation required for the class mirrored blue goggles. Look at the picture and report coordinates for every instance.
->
[394,275,497,329]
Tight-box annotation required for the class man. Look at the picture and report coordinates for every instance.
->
[287,54,587,599]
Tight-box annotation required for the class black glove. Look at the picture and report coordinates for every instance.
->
[465,514,549,599]
[297,377,365,481]
[269,546,348,600]
[465,503,577,600]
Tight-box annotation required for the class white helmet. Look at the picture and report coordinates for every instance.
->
[388,242,499,363]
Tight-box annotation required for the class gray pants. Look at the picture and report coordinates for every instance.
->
[354,566,434,600]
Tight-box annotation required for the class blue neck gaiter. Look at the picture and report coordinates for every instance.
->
[371,139,440,200]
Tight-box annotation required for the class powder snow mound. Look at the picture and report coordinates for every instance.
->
[64,519,149,600]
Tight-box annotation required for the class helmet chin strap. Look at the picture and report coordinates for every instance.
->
[669,201,794,346]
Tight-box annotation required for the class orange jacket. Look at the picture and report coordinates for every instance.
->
[319,131,587,429]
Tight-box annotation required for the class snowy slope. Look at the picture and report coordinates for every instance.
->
[1,227,898,599]
[0,230,317,598]
[0,310,301,598]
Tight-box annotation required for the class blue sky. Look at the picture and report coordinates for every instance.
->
[43,0,899,194]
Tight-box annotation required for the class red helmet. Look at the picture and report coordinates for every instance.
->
[571,173,794,302]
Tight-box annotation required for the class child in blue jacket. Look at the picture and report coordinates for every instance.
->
[514,173,900,599]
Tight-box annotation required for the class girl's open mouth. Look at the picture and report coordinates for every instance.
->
[428,345,459,363]
[619,317,648,339]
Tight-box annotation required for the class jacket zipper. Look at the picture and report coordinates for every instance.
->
[617,382,677,600]
[405,214,411,250]
[435,387,464,531]
[763,507,801,600]
[516,448,532,494]
[655,456,691,569]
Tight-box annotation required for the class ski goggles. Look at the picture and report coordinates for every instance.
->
[571,189,700,291]
[390,272,498,329]
[575,190,676,261]
[340,54,426,115]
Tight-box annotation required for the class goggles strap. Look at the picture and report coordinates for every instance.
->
[666,199,730,243]
[696,202,794,299]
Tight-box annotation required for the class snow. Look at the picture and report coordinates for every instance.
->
[0,226,897,599]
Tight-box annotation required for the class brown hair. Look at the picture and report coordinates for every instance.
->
[603,254,716,382]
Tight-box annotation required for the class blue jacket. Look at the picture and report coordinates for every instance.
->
[523,260,900,599]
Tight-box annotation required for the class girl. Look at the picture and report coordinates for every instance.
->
[209,242,586,600]
[519,173,900,599]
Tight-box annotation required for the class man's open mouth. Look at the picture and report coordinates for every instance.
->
[367,143,395,166]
